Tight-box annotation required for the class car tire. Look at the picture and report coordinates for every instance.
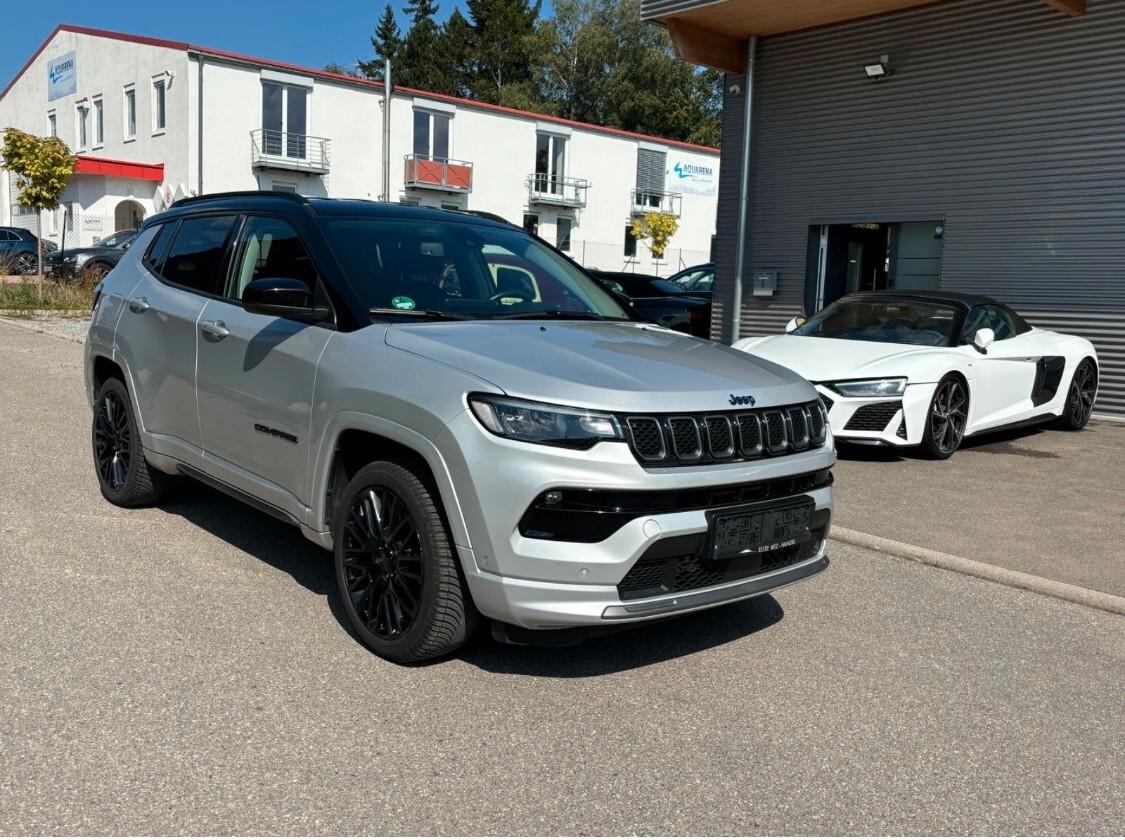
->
[81,262,111,284]
[920,375,968,460]
[92,377,169,506]
[333,460,478,663]
[14,253,36,275]
[1057,358,1097,431]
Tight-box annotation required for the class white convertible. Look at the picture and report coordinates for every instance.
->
[733,291,1099,459]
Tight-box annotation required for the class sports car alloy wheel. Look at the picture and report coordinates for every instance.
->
[925,377,967,458]
[1063,360,1097,430]
[341,486,425,641]
[94,392,132,490]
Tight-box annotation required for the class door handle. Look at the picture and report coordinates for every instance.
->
[127,296,150,314]
[201,320,230,340]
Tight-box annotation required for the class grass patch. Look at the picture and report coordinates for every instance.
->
[0,277,96,313]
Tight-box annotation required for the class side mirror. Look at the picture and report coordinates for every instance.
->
[242,277,328,321]
[785,315,806,334]
[972,327,995,353]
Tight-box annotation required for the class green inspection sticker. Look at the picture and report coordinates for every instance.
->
[391,296,416,311]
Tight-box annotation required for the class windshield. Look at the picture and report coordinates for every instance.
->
[321,218,631,321]
[95,231,133,248]
[794,297,958,346]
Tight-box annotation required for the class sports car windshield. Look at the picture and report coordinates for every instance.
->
[793,298,958,346]
[321,218,631,322]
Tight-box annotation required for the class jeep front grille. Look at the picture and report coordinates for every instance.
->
[622,401,827,467]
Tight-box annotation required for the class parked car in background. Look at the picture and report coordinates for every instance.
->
[86,192,833,663]
[0,227,57,274]
[590,270,712,338]
[46,229,137,282]
[670,263,715,297]
[734,290,1099,459]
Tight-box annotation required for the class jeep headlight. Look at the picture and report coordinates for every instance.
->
[469,394,623,449]
[828,377,907,397]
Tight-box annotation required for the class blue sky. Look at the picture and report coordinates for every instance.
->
[2,1,550,87]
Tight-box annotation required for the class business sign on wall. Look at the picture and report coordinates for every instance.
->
[668,158,717,197]
[47,51,77,101]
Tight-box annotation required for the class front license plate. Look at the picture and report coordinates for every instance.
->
[707,501,813,560]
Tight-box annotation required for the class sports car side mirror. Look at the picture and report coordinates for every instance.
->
[972,327,995,353]
[785,316,806,334]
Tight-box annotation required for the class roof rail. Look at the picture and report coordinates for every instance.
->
[169,190,312,208]
[454,209,515,226]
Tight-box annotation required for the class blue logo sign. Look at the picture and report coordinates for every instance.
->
[729,394,756,407]
[47,51,77,102]
[669,158,717,196]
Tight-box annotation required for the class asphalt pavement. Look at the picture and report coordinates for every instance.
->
[1,321,1123,835]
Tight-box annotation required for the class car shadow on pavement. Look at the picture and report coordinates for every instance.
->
[461,596,784,678]
[836,423,1058,462]
[159,479,785,674]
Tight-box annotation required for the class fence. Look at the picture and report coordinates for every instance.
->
[570,240,711,277]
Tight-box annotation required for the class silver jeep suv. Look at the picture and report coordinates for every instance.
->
[86,192,834,662]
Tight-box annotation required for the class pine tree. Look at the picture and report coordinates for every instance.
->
[465,0,542,104]
[357,5,404,80]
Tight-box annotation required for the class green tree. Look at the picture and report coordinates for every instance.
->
[357,4,403,81]
[439,9,477,98]
[396,0,453,91]
[1,128,75,291]
[465,0,542,105]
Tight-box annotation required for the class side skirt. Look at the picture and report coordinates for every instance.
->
[966,412,1057,439]
[177,463,303,528]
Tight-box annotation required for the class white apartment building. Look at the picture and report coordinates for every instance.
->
[0,24,719,274]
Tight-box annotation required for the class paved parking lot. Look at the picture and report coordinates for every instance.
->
[834,417,1125,597]
[1,321,1123,834]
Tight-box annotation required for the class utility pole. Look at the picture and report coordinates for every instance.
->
[381,59,392,202]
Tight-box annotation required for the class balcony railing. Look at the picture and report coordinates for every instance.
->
[631,188,682,217]
[404,155,474,192]
[250,129,330,174]
[527,174,589,208]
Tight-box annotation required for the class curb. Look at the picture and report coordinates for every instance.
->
[832,526,1125,618]
[0,316,85,345]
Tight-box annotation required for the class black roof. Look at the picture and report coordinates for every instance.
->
[844,289,998,308]
[154,191,511,230]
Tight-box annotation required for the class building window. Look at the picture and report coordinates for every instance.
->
[635,147,667,208]
[523,213,539,237]
[624,225,637,257]
[93,97,104,147]
[123,86,136,140]
[47,111,56,137]
[271,179,298,193]
[534,133,567,194]
[75,102,89,150]
[262,81,308,158]
[556,217,572,252]
[152,78,167,133]
[413,109,451,161]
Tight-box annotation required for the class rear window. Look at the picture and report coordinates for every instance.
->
[160,215,238,295]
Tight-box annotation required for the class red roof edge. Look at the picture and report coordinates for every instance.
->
[75,154,165,181]
[2,23,719,155]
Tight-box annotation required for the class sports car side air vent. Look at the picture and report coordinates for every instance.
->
[621,401,827,467]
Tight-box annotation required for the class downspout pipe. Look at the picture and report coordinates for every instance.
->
[197,54,205,196]
[729,34,757,344]
[382,59,392,202]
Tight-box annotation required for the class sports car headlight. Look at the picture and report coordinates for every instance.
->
[469,394,623,449]
[828,377,907,397]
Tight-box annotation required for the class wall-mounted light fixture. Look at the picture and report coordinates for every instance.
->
[864,55,891,80]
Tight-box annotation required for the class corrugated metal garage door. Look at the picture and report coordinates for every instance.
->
[716,0,1125,417]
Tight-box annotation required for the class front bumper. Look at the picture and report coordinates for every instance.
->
[819,383,936,446]
[438,410,835,629]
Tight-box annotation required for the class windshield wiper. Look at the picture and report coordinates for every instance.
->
[494,310,606,321]
[368,308,473,322]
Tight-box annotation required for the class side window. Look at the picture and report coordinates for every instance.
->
[228,216,318,301]
[143,223,176,272]
[162,215,238,295]
[961,305,1016,343]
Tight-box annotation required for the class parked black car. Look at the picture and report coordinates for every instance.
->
[45,229,137,281]
[590,269,712,337]
[669,263,715,297]
[0,227,58,275]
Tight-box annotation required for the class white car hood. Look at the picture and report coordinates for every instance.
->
[735,334,949,383]
[385,321,817,413]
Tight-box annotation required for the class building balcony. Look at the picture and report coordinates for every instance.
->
[526,174,589,208]
[250,129,330,174]
[404,155,473,192]
[631,188,682,217]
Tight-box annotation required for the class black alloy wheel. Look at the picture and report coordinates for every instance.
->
[340,486,425,641]
[333,460,477,663]
[1060,359,1097,430]
[82,262,111,284]
[922,376,968,459]
[94,391,132,491]
[15,253,36,275]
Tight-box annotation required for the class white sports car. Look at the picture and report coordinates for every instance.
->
[733,291,1099,459]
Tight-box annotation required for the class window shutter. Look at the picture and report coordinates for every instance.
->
[636,149,666,194]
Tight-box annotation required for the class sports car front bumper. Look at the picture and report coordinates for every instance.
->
[818,383,937,446]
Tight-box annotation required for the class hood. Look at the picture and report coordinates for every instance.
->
[49,246,117,260]
[736,334,950,382]
[384,321,816,413]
